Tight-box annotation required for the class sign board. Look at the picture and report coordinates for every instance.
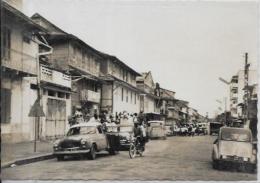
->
[29,98,45,117]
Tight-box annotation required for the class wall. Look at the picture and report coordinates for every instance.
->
[101,83,113,113]
[68,43,100,77]
[107,60,137,87]
[1,76,37,143]
[113,84,140,114]
[40,88,71,139]
[48,41,70,71]
[143,95,155,113]
[4,0,23,12]
[2,15,38,75]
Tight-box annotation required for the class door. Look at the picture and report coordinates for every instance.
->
[96,126,107,150]
[46,98,66,139]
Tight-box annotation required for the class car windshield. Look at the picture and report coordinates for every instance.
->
[67,126,96,136]
[221,128,251,142]
[120,126,133,132]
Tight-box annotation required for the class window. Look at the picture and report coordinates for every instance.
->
[121,88,124,101]
[1,27,11,59]
[1,88,11,123]
[23,32,31,44]
[126,90,128,102]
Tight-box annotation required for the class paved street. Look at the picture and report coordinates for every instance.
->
[2,136,257,181]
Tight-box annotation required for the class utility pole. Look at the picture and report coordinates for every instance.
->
[244,52,250,124]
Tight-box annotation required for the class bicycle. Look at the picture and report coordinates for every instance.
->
[129,136,144,159]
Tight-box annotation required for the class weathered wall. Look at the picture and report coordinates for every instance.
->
[107,60,137,87]
[113,84,140,114]
[101,83,113,113]
[1,76,37,143]
[143,95,155,113]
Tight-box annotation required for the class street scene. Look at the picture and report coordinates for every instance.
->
[1,0,259,182]
[2,136,257,181]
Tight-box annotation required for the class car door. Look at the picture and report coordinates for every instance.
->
[96,126,107,150]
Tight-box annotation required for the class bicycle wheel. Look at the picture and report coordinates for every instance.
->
[129,143,136,159]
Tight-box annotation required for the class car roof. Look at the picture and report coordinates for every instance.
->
[70,122,101,128]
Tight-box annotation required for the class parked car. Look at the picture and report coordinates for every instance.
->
[147,121,166,140]
[53,122,120,161]
[212,127,257,172]
[179,124,189,136]
[196,123,208,135]
[118,123,134,149]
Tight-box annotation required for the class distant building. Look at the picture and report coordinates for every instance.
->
[229,70,257,118]
[99,54,141,114]
[136,71,160,113]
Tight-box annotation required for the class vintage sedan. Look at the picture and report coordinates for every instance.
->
[212,127,257,172]
[53,122,119,161]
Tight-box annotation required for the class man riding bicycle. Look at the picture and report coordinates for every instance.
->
[133,120,146,151]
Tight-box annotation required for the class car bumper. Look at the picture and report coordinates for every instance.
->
[217,159,256,167]
[53,149,90,155]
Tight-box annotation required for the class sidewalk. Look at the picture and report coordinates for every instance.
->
[1,140,54,168]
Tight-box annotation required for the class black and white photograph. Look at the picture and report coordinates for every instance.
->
[1,0,259,182]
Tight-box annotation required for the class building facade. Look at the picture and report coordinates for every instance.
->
[31,13,102,117]
[136,71,160,113]
[1,2,46,142]
[229,70,257,119]
[100,54,141,114]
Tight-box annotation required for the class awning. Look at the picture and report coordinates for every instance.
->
[69,65,100,82]
[41,83,73,93]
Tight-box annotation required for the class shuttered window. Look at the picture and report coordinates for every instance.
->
[1,88,11,123]
[1,27,11,60]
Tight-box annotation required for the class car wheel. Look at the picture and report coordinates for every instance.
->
[87,145,96,160]
[57,155,64,161]
[108,148,116,155]
[245,164,255,173]
[212,160,219,169]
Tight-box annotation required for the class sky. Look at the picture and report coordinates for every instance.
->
[22,0,259,117]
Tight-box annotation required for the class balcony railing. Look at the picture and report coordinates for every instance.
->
[1,48,37,75]
[80,89,100,103]
[40,66,71,88]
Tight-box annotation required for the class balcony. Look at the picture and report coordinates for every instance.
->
[40,66,71,88]
[1,48,37,75]
[80,89,100,103]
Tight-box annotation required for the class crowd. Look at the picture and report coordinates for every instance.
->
[68,106,146,127]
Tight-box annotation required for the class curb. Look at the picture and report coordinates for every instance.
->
[1,153,55,169]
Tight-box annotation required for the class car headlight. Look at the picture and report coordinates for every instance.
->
[53,140,60,147]
[222,155,227,159]
[243,157,249,161]
[81,139,86,145]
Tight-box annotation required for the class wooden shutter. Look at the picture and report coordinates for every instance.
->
[1,88,11,123]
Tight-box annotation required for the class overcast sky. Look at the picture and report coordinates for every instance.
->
[23,0,258,117]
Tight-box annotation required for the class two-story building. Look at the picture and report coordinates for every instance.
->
[38,65,72,139]
[136,71,160,113]
[99,54,141,114]
[1,1,49,142]
[31,13,103,117]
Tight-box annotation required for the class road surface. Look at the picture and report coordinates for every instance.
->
[2,136,257,181]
